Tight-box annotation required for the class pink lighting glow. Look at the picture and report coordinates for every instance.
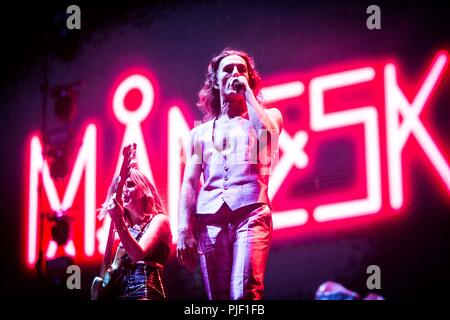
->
[24,51,450,266]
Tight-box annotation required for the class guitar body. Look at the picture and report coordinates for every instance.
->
[90,267,115,300]
[91,243,128,299]
[90,276,107,300]
[90,224,117,300]
[90,276,102,300]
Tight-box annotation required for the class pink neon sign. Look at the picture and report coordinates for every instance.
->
[25,51,450,267]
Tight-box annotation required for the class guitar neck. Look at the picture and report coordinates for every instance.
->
[98,143,135,277]
[99,171,125,276]
[100,220,116,275]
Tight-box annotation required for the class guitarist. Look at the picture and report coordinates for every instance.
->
[96,166,172,300]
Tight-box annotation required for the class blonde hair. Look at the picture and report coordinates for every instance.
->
[97,169,164,224]
[127,168,164,222]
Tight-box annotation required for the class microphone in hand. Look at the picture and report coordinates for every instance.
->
[232,79,244,92]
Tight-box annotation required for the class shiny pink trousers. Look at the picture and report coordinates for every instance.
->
[195,203,272,300]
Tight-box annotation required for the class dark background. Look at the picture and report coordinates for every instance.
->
[0,0,449,300]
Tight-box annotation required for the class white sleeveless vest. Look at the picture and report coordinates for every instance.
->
[193,116,272,214]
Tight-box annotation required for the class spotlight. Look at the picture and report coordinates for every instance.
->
[44,127,73,180]
[49,149,68,180]
[49,213,71,246]
[52,86,77,123]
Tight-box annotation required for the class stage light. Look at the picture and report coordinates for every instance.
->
[45,129,72,181]
[50,213,71,246]
[49,149,68,180]
[52,86,77,123]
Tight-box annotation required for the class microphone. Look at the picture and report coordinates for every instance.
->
[232,79,243,91]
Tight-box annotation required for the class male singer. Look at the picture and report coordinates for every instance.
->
[177,48,283,300]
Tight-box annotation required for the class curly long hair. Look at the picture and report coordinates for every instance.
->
[197,48,263,121]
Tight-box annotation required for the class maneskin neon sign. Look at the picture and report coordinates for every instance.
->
[25,51,450,267]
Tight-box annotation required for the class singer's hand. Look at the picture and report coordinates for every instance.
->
[235,75,250,93]
[177,228,198,272]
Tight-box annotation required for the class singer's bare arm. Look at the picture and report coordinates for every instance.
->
[177,128,202,271]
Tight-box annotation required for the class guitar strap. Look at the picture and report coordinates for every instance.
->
[130,218,152,242]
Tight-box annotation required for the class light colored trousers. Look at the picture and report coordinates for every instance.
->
[195,203,272,300]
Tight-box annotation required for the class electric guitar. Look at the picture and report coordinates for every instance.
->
[90,143,136,300]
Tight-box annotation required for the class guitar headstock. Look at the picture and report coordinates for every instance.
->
[120,143,137,172]
[128,143,137,171]
[116,143,137,206]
